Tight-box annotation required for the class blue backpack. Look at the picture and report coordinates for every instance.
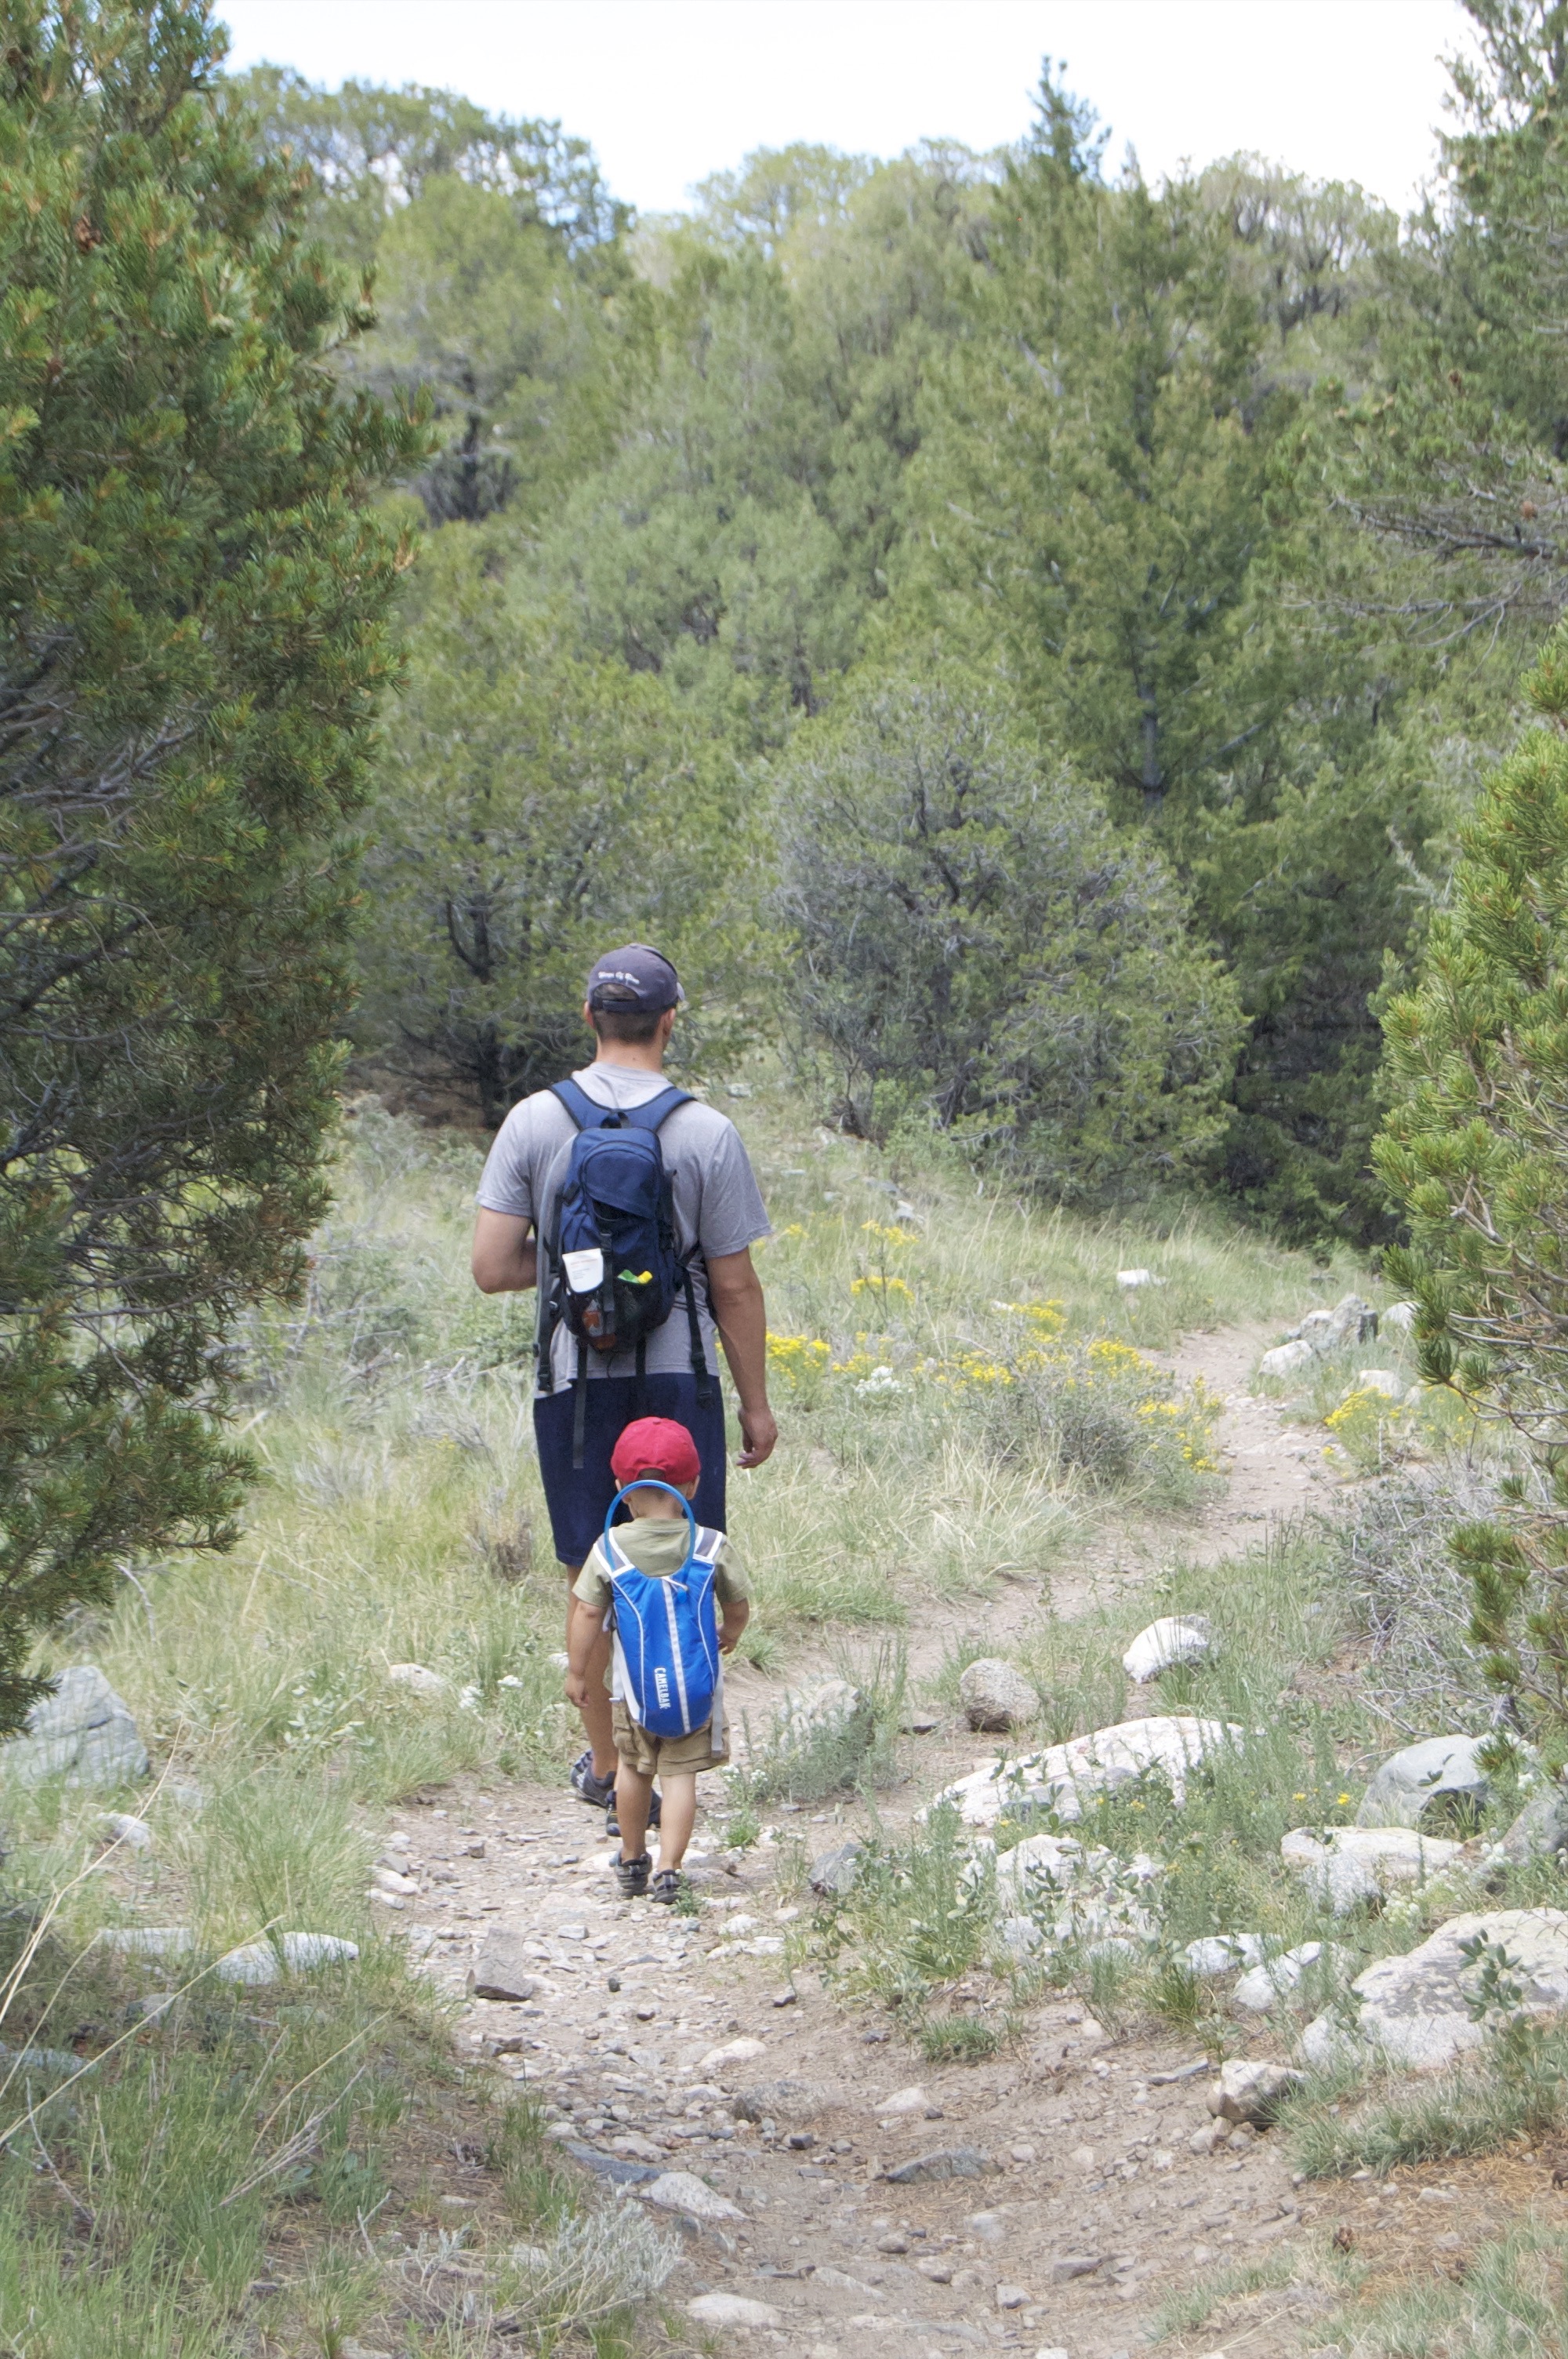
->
[601,1481,721,1739]
[535,1080,713,1467]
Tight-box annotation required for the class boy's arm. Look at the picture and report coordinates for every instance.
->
[718,1596,750,1654]
[564,1595,604,1708]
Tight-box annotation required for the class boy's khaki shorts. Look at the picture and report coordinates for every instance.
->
[612,1700,729,1778]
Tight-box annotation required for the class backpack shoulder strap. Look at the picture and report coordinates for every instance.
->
[618,1085,691,1135]
[550,1077,613,1132]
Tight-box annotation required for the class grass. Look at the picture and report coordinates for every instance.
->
[0,1067,1509,2345]
[1328,2215,1568,2357]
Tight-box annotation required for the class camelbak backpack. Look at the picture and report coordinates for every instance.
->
[535,1080,714,1466]
[601,1481,721,1741]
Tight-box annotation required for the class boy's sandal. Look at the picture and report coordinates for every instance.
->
[614,1852,652,1898]
[570,1749,616,1810]
[648,1868,685,1906]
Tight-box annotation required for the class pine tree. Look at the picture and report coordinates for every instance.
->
[0,1,425,1728]
[1375,620,1568,1750]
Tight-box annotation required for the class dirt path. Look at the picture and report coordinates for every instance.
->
[383,1325,1487,2359]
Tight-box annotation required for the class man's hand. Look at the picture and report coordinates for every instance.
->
[472,1209,536,1295]
[564,1667,591,1710]
[736,1402,778,1469]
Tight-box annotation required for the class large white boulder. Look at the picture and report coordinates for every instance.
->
[0,1667,147,1789]
[1123,1616,1213,1683]
[1184,1932,1267,1979]
[938,1716,1246,1829]
[1259,1340,1315,1379]
[1299,1909,1568,2073]
[1356,1735,1490,1830]
[1281,1823,1465,1915]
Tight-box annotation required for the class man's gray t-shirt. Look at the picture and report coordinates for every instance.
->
[476,1066,771,1394]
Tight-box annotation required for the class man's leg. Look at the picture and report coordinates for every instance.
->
[564,1571,617,1784]
[655,1772,698,1873]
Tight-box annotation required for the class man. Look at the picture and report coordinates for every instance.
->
[471,943,777,1823]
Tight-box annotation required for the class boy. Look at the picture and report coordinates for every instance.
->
[564,1416,749,1903]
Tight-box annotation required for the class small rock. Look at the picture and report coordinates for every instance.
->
[1381,1303,1417,1335]
[771,1986,797,2008]
[386,1663,448,1696]
[1282,1823,1465,1914]
[1116,1268,1161,1288]
[97,1925,192,1957]
[0,1666,148,1789]
[768,1679,871,1752]
[1357,1735,1490,1831]
[996,2284,1029,2310]
[1208,2059,1304,2125]
[902,1714,940,1734]
[917,2256,954,2282]
[808,1841,863,1897]
[101,1812,152,1852]
[877,2232,909,2253]
[1323,1293,1378,1348]
[467,1931,545,2001]
[1050,2252,1104,2282]
[1122,1616,1213,1683]
[279,1932,358,1971]
[875,2085,934,2117]
[883,2146,996,2184]
[611,2134,665,2162]
[372,1865,419,1896]
[1502,1783,1568,1862]
[958,1659,1037,1733]
[643,2171,746,2221]
[1035,2350,1072,2359]
[700,2037,765,2070]
[1353,1368,1406,1401]
[1232,1942,1342,2013]
[687,2293,780,2328]
[1189,2122,1221,2154]
[730,2079,833,2124]
[1183,1933,1266,1979]
[1011,2142,1037,2162]
[1069,2143,1095,2171]
[1259,1339,1315,1379]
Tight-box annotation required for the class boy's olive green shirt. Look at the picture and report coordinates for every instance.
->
[573,1518,747,1611]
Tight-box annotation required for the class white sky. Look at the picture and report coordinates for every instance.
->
[218,0,1472,219]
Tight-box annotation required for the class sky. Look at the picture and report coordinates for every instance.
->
[219,0,1472,220]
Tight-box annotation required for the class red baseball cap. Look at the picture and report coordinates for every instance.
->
[611,1416,702,1489]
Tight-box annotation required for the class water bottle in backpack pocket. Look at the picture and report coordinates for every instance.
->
[536,1079,714,1465]
[600,1482,721,1740]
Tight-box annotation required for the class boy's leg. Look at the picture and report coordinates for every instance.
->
[615,1759,655,1862]
[655,1772,698,1873]
[563,1572,617,1783]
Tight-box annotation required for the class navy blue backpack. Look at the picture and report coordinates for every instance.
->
[535,1080,714,1465]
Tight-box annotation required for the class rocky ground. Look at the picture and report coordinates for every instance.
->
[358,1333,1568,2359]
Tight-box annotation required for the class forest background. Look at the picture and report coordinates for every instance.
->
[230,0,1568,1247]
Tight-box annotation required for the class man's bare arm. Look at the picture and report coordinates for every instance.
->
[706,1246,778,1468]
[472,1209,537,1295]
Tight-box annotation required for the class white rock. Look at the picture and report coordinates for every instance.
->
[0,1667,147,1788]
[1116,1268,1162,1289]
[959,1659,1037,1732]
[1208,2058,1303,2125]
[1259,1339,1315,1379]
[876,2085,934,2117]
[387,1663,447,1696]
[1357,1735,1490,1830]
[642,2171,746,2221]
[1354,1369,1407,1401]
[280,1932,358,1971]
[993,1834,1087,1902]
[214,1930,358,1986]
[1299,1908,1568,2073]
[1123,1616,1213,1683]
[1184,1933,1267,1979]
[687,2294,779,2328]
[372,1866,419,1896]
[214,1940,279,1986]
[97,1925,192,1957]
[938,1715,1246,1828]
[1232,1942,1344,2013]
[768,1679,869,1750]
[102,1812,152,1851]
[1282,1824,1465,1914]
[1381,1300,1418,1333]
[699,2037,765,2070]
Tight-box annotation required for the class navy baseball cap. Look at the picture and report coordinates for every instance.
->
[586,943,685,1013]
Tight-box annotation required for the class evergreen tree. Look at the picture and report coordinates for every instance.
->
[0,1,423,1728]
[354,536,752,1124]
[1375,619,1568,1750]
[775,679,1244,1198]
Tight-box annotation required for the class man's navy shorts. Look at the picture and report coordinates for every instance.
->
[533,1373,728,1567]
